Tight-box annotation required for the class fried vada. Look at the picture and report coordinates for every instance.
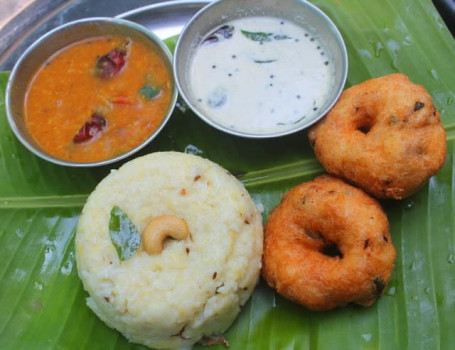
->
[262,175,396,311]
[308,73,446,199]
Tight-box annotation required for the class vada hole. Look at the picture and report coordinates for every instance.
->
[321,243,343,258]
[357,123,372,134]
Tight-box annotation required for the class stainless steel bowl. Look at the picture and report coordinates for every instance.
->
[174,0,348,138]
[6,17,177,167]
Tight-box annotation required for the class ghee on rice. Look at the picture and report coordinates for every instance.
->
[75,152,263,349]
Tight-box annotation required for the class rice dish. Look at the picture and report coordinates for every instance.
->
[75,151,263,349]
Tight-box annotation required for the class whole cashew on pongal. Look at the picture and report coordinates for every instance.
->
[142,215,190,254]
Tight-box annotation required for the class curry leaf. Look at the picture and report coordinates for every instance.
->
[139,83,162,100]
[253,59,277,63]
[273,34,292,40]
[241,30,291,42]
[241,30,273,42]
[109,206,140,260]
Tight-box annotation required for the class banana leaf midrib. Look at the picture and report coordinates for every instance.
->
[0,195,89,208]
[0,134,453,207]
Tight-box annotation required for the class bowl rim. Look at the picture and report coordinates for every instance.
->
[5,16,178,167]
[174,0,349,138]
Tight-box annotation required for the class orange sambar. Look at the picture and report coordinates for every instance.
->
[25,35,173,163]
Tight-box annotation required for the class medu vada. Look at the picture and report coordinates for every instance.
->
[262,175,396,311]
[308,73,446,200]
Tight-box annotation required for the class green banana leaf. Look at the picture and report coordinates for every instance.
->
[1,0,454,349]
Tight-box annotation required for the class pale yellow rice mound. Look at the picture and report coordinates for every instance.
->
[75,151,263,349]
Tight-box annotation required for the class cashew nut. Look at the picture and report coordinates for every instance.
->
[142,215,190,255]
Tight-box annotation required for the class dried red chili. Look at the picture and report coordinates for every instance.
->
[73,113,107,143]
[95,40,131,78]
[202,25,234,45]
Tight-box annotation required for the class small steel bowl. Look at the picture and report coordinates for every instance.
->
[6,17,177,167]
[174,0,348,138]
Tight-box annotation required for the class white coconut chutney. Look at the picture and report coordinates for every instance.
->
[189,16,335,135]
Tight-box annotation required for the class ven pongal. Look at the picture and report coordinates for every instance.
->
[75,152,263,349]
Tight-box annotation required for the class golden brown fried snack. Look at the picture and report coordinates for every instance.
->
[262,175,396,311]
[308,73,446,199]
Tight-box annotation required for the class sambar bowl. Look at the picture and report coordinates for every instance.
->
[6,17,177,167]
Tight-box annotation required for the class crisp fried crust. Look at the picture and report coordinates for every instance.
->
[262,175,396,311]
[308,73,446,199]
